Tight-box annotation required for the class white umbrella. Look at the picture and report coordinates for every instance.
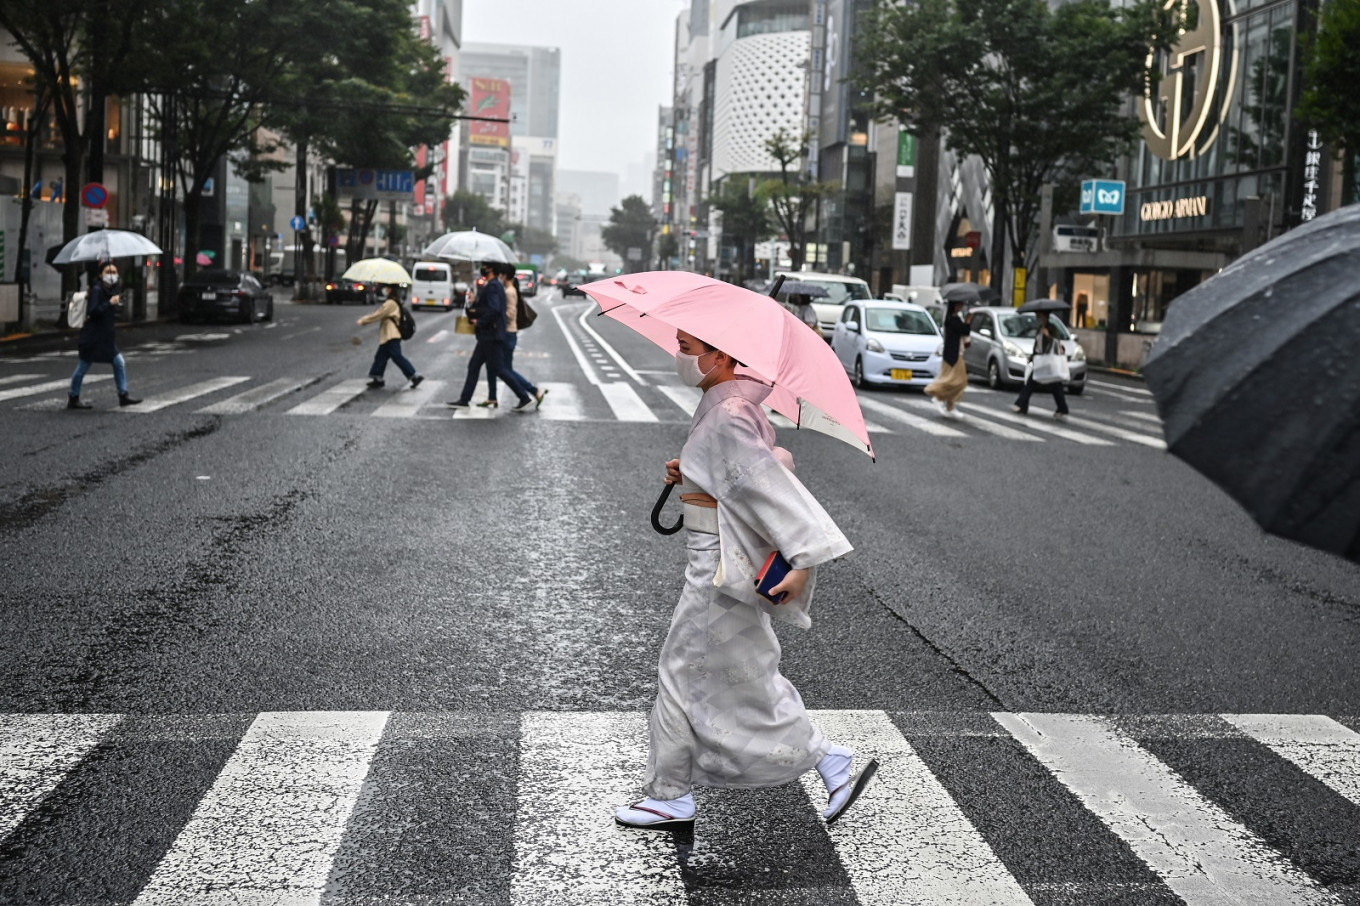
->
[423,230,515,263]
[52,229,163,265]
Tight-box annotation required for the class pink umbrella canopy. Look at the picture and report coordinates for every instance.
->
[581,271,874,457]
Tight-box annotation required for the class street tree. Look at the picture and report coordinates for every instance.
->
[856,0,1174,288]
[710,178,772,285]
[1298,0,1360,204]
[656,232,680,269]
[442,190,506,236]
[508,224,558,259]
[601,195,657,274]
[758,129,835,272]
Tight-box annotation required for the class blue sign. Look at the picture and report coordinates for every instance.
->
[336,169,414,201]
[1080,179,1125,215]
[289,215,307,231]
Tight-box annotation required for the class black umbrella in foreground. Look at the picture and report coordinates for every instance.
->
[1143,203,1360,561]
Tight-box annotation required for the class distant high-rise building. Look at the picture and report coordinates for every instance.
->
[411,0,464,226]
[460,43,561,139]
[556,170,621,218]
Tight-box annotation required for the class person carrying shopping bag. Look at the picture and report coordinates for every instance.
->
[1013,310,1070,418]
[446,263,535,412]
[482,262,546,409]
[356,286,423,390]
[925,298,971,418]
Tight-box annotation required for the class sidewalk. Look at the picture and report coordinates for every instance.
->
[0,317,178,355]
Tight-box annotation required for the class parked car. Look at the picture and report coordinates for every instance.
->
[962,307,1087,393]
[179,270,273,324]
[324,277,375,306]
[830,300,943,389]
[410,261,458,311]
[773,271,872,338]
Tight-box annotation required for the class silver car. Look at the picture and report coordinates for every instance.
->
[962,307,1087,393]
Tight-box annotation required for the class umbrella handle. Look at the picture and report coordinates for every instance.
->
[768,274,786,298]
[651,483,684,535]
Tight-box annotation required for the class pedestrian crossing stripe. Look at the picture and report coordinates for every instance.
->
[1,710,1357,905]
[0,371,1167,447]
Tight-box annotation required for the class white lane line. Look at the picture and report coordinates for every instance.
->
[893,397,1043,441]
[0,375,109,402]
[536,381,587,421]
[956,403,1116,446]
[1065,415,1166,449]
[599,382,659,422]
[512,712,685,906]
[804,710,1033,906]
[286,378,370,416]
[1090,379,1152,396]
[197,377,309,414]
[552,303,602,386]
[0,373,42,387]
[1075,408,1165,434]
[576,305,648,384]
[132,711,389,906]
[371,379,445,419]
[0,714,123,842]
[995,713,1339,906]
[1085,387,1154,404]
[424,328,450,345]
[658,384,701,416]
[858,395,967,437]
[1222,714,1360,807]
[1121,409,1161,423]
[116,376,250,413]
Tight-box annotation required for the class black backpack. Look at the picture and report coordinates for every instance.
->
[394,300,416,340]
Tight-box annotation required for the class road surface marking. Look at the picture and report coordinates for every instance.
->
[956,403,1116,446]
[552,303,602,385]
[0,373,42,387]
[536,382,587,421]
[424,328,450,344]
[658,384,701,416]
[0,714,123,841]
[197,377,310,414]
[805,710,1034,906]
[1090,379,1152,396]
[1085,386,1155,404]
[0,375,109,401]
[576,304,647,384]
[599,382,658,422]
[995,713,1339,906]
[894,396,1043,441]
[858,395,967,437]
[372,379,445,419]
[1222,714,1360,807]
[132,711,389,906]
[116,377,250,413]
[1065,415,1166,449]
[1121,409,1162,423]
[512,711,685,906]
[286,378,370,416]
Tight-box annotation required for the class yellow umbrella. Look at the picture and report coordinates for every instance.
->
[343,258,412,285]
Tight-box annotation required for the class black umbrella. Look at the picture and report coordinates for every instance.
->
[1143,203,1360,561]
[778,281,831,298]
[940,282,989,304]
[1017,298,1070,314]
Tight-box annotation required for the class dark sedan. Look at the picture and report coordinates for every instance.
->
[324,277,376,306]
[179,270,273,324]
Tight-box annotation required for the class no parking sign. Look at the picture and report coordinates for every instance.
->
[81,183,108,209]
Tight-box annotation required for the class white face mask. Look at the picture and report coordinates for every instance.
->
[674,351,712,387]
[102,273,117,286]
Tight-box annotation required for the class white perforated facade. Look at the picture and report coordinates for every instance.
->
[712,31,810,177]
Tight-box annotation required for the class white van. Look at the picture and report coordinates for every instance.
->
[773,271,872,339]
[410,261,457,311]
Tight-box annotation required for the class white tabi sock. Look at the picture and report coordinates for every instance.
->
[614,792,695,825]
[816,745,854,818]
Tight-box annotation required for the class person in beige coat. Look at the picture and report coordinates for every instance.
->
[356,286,422,389]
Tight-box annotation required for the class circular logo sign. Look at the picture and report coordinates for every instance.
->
[1140,0,1228,161]
[81,183,108,209]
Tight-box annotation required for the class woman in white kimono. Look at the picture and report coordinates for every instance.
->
[615,330,877,832]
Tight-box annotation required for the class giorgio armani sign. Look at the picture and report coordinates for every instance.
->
[1139,0,1233,161]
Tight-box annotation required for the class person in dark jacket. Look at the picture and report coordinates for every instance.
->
[67,260,140,409]
[446,262,534,412]
[1013,310,1070,418]
[925,299,971,417]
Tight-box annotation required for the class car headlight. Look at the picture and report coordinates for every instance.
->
[866,338,885,353]
[1003,342,1026,359]
[934,343,944,356]
[1071,345,1086,361]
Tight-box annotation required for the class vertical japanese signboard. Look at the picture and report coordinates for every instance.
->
[468,78,511,148]
[896,132,916,179]
[1301,130,1322,222]
[892,192,913,250]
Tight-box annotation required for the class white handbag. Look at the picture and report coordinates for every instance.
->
[1030,340,1070,384]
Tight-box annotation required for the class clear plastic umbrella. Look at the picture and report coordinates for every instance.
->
[422,230,514,263]
[51,229,163,264]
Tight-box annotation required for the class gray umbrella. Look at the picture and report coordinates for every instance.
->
[1143,202,1360,561]
[777,281,830,298]
[1017,298,1071,314]
[940,282,985,303]
[51,229,163,264]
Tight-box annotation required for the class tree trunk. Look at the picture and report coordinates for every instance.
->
[990,194,1008,301]
[15,88,50,324]
[295,135,315,295]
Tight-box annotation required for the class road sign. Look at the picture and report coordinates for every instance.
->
[83,207,108,227]
[336,169,415,202]
[290,215,306,231]
[1080,179,1125,215]
[80,182,108,209]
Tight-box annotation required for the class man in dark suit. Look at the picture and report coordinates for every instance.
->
[447,262,535,412]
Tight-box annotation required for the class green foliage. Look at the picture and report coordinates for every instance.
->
[755,129,836,272]
[1299,0,1360,199]
[856,0,1174,269]
[656,232,680,267]
[511,224,558,258]
[601,195,657,273]
[710,179,772,283]
[442,190,506,236]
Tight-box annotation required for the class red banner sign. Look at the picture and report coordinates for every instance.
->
[468,77,510,148]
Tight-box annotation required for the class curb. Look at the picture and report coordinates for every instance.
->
[0,318,175,354]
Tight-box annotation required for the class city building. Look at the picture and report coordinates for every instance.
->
[411,0,464,245]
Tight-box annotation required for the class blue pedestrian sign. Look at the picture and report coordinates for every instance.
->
[336,169,415,202]
[1080,179,1125,215]
[290,215,307,231]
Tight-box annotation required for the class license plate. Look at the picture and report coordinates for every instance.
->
[890,368,914,380]
[201,291,216,300]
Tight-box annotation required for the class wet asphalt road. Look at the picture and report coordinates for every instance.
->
[0,290,1357,905]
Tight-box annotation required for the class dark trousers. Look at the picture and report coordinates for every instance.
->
[488,332,537,401]
[370,339,417,380]
[1015,376,1069,414]
[458,336,530,404]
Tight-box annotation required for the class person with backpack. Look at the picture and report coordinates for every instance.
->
[483,262,546,409]
[356,285,423,390]
[446,262,535,413]
[67,259,140,409]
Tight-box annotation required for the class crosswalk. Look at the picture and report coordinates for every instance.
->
[1,709,1356,904]
[0,369,1168,450]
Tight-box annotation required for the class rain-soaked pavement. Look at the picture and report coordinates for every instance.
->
[1,293,1357,904]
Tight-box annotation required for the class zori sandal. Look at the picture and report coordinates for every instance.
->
[825,758,879,826]
[614,795,696,832]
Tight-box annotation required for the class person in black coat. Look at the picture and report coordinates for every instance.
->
[446,262,534,412]
[68,260,140,409]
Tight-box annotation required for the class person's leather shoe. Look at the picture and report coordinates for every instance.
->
[67,396,92,410]
[118,393,141,407]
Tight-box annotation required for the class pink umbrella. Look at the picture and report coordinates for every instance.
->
[581,271,874,457]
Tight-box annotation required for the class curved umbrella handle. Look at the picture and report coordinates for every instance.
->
[651,483,684,535]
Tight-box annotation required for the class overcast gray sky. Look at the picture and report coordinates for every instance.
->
[463,0,684,191]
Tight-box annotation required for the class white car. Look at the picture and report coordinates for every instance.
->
[830,300,943,389]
